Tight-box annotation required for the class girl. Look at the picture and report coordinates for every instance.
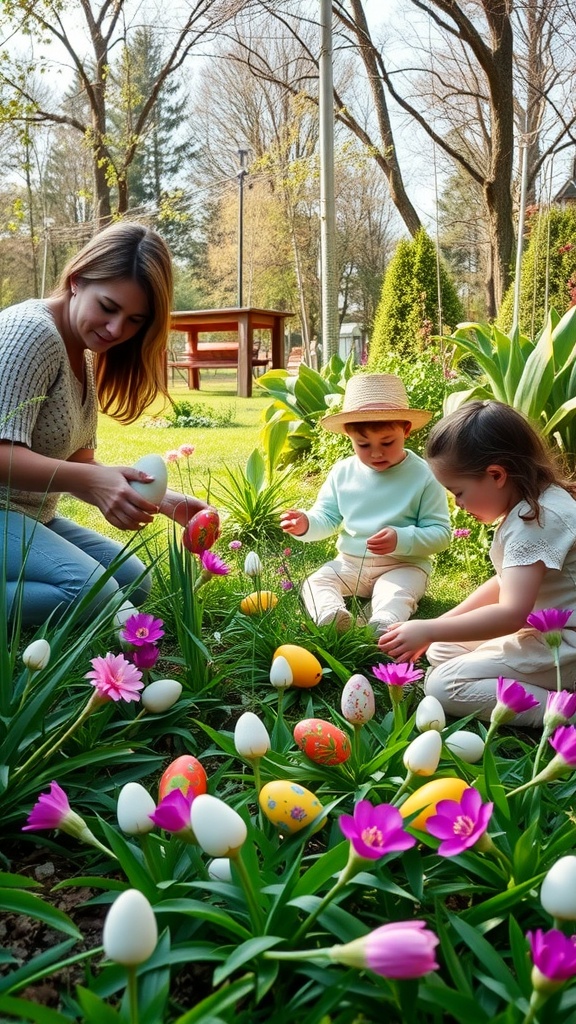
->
[379,400,576,726]
[0,221,209,627]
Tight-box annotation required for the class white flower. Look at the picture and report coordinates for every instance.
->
[415,695,446,733]
[141,678,182,713]
[244,551,262,577]
[116,782,156,835]
[234,711,271,760]
[22,639,51,672]
[540,855,576,920]
[190,793,247,858]
[269,656,293,689]
[403,731,442,776]
[102,889,158,965]
[208,858,233,882]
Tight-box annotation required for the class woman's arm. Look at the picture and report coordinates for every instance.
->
[159,489,210,527]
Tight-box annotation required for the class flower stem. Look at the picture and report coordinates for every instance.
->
[231,850,264,933]
[390,772,414,807]
[531,730,550,780]
[554,648,562,692]
[290,846,360,947]
[13,692,104,780]
[126,965,140,1024]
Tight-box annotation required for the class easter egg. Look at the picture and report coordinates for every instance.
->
[158,754,208,802]
[273,644,323,688]
[240,590,278,615]
[399,776,469,831]
[259,780,324,834]
[130,454,168,504]
[540,856,576,920]
[445,730,485,764]
[341,673,375,724]
[182,508,221,554]
[293,718,351,766]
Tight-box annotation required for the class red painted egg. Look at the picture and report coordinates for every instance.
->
[293,718,351,766]
[182,508,221,554]
[158,754,208,802]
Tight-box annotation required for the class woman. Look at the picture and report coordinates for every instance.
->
[0,221,208,627]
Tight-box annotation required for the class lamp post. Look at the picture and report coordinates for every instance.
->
[237,148,248,307]
[319,0,338,363]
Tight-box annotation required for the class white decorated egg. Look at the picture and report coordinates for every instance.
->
[445,730,485,764]
[130,454,168,504]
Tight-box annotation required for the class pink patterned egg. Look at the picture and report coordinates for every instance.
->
[182,509,221,554]
[158,755,208,802]
[340,673,376,724]
[293,718,351,766]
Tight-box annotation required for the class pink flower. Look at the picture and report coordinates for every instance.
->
[281,579,294,591]
[372,662,424,688]
[490,677,539,727]
[339,800,416,859]
[149,790,195,836]
[283,547,292,557]
[201,550,230,576]
[121,613,164,647]
[229,540,242,551]
[426,787,493,857]
[23,781,72,832]
[330,921,439,979]
[164,450,180,463]
[85,653,144,702]
[453,528,471,539]
[527,609,573,648]
[549,725,576,767]
[528,928,576,985]
[544,691,576,733]
[129,643,160,670]
[178,443,195,457]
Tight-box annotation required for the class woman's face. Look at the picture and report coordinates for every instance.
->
[68,277,149,353]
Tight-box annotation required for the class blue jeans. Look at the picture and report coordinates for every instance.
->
[1,511,151,627]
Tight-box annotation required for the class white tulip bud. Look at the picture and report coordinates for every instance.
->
[208,858,233,882]
[244,551,263,577]
[22,639,51,672]
[540,856,576,920]
[415,695,446,733]
[444,730,485,764]
[269,656,293,689]
[103,889,158,965]
[234,711,271,760]
[141,678,183,713]
[403,730,442,777]
[190,793,247,858]
[116,782,156,835]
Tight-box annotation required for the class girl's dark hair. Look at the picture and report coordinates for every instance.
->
[426,400,576,521]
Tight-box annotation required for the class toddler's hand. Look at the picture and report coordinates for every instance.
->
[280,509,309,536]
[366,527,397,555]
[378,620,430,662]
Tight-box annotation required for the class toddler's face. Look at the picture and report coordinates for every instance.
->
[347,422,410,472]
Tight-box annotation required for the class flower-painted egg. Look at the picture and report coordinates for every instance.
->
[293,718,351,766]
[399,776,469,831]
[273,644,323,688]
[341,673,375,724]
[182,508,221,554]
[158,754,208,802]
[259,780,325,834]
[240,590,278,615]
[130,454,168,504]
[445,730,485,764]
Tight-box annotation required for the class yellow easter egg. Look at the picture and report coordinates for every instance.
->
[273,644,323,688]
[399,776,470,831]
[240,591,278,615]
[259,780,325,834]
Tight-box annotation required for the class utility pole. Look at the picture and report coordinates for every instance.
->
[319,0,338,363]
[237,148,248,307]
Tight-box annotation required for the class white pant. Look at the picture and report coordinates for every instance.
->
[301,552,427,634]
[425,628,576,727]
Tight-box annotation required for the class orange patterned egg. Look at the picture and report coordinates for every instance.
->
[182,509,221,554]
[293,718,351,766]
[158,755,208,802]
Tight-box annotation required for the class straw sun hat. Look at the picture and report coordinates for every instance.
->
[321,374,432,434]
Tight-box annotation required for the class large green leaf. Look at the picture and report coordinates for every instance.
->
[0,889,82,940]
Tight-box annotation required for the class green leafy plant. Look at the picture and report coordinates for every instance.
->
[210,447,294,547]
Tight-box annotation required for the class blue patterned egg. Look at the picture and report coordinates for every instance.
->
[258,780,324,834]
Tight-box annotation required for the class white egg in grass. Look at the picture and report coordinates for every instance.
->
[540,855,576,920]
[444,730,485,764]
[130,454,168,504]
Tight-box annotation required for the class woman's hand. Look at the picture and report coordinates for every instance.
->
[159,489,210,528]
[74,463,160,530]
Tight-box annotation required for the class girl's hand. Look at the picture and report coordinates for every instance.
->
[378,620,432,662]
[280,509,309,536]
[366,527,397,555]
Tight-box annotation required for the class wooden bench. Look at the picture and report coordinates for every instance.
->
[167,342,270,388]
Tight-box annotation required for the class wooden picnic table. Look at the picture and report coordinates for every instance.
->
[168,307,293,397]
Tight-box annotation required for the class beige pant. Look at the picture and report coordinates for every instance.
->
[425,628,576,727]
[301,553,427,634]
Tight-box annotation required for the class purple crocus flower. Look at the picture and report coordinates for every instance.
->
[329,921,440,979]
[527,609,573,649]
[201,550,230,576]
[490,676,540,728]
[130,643,160,670]
[544,691,576,733]
[149,790,195,836]
[528,928,576,985]
[372,662,425,688]
[425,787,493,857]
[549,725,576,767]
[339,800,416,859]
[23,781,96,846]
[121,613,164,647]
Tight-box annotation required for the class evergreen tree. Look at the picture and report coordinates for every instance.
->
[369,229,464,363]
